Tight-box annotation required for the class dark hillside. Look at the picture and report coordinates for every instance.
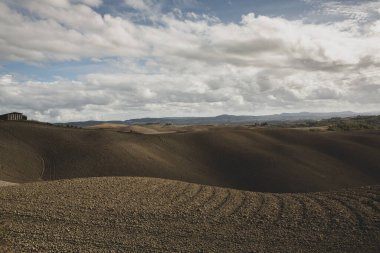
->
[1,121,380,192]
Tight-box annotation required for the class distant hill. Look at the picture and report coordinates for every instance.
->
[272,115,380,130]
[63,111,364,127]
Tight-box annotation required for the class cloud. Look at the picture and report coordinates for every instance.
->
[321,1,380,23]
[77,0,103,7]
[0,1,379,121]
[123,0,157,11]
[1,1,379,67]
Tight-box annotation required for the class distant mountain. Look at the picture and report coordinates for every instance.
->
[60,111,377,127]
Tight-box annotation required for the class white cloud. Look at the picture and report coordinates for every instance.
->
[321,1,380,23]
[1,1,379,66]
[0,1,379,121]
[77,0,103,7]
[124,0,156,11]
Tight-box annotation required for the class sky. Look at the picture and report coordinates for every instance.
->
[0,0,379,122]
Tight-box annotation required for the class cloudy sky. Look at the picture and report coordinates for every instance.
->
[0,0,379,122]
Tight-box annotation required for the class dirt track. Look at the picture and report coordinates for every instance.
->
[0,177,379,252]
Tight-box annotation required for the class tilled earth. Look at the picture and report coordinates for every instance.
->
[0,177,379,252]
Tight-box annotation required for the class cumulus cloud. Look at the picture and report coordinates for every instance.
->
[0,1,379,121]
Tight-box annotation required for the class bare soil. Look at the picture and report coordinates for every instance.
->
[0,121,379,252]
[0,181,18,187]
[0,177,379,252]
[1,121,380,192]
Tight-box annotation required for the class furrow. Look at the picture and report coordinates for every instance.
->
[328,194,367,228]
[333,194,379,226]
[283,194,308,222]
[246,193,284,223]
[315,193,363,227]
[251,193,266,217]
[272,194,285,222]
[207,188,231,215]
[147,181,175,202]
[292,194,308,220]
[304,194,336,229]
[336,192,380,212]
[168,182,191,202]
[190,186,216,213]
[175,184,203,207]
[295,194,330,224]
[232,192,266,219]
[227,191,248,217]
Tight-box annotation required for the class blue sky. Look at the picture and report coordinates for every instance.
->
[0,0,379,122]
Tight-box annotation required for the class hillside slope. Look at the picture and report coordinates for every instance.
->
[0,177,379,252]
[1,121,380,192]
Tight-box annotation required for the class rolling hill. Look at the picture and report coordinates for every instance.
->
[1,121,380,193]
[0,121,380,252]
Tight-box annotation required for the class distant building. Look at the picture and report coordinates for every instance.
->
[0,112,27,121]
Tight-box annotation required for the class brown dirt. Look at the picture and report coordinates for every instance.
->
[1,121,380,251]
[1,121,380,192]
[0,177,379,252]
[0,181,18,187]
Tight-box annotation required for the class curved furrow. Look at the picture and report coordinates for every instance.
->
[294,194,330,225]
[240,192,266,218]
[327,194,367,228]
[227,191,248,217]
[315,193,363,227]
[291,195,308,220]
[338,189,380,198]
[272,194,285,222]
[174,184,203,208]
[189,186,216,213]
[250,193,266,217]
[213,189,232,214]
[244,193,284,223]
[332,194,380,225]
[200,188,231,216]
[304,194,337,229]
[172,182,192,201]
[336,192,380,212]
[167,181,191,203]
[208,189,264,219]
[224,192,268,221]
[282,194,308,222]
